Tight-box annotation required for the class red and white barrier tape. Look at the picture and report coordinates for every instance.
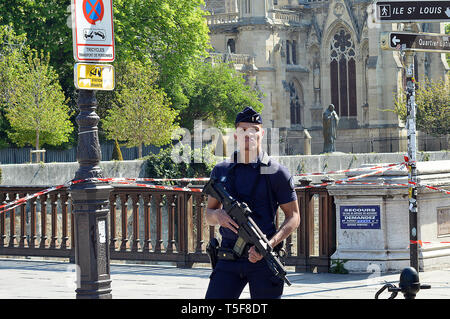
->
[1,161,450,217]
[105,179,204,193]
[295,162,406,190]
[294,162,405,177]
[0,177,207,217]
[98,177,210,183]
[410,240,450,246]
[0,184,67,216]
[408,181,450,195]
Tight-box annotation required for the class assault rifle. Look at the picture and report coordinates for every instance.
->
[203,177,291,286]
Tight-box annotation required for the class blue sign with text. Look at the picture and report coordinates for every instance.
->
[340,205,381,229]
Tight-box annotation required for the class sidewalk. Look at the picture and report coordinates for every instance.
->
[0,257,449,299]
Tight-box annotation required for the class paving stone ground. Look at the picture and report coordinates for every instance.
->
[0,257,449,300]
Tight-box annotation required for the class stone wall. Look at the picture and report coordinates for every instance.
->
[1,151,450,186]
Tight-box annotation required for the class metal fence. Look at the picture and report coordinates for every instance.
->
[0,143,160,164]
[0,184,336,272]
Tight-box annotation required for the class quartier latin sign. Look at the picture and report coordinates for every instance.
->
[381,32,450,53]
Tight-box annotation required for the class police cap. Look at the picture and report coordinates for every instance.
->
[235,106,262,126]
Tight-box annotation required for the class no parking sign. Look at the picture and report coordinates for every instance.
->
[72,0,115,62]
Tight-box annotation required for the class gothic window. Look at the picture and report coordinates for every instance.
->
[286,40,297,65]
[286,40,291,64]
[289,81,302,126]
[330,28,357,117]
[292,40,297,65]
[244,0,251,14]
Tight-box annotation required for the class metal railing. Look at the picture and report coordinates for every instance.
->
[0,183,335,272]
[205,13,239,26]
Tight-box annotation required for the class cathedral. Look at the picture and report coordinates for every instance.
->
[203,0,449,154]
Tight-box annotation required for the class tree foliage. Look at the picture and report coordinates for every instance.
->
[113,0,211,109]
[0,25,29,147]
[145,145,216,180]
[102,60,179,158]
[0,1,211,116]
[179,61,264,130]
[393,78,450,136]
[0,1,74,99]
[5,50,73,149]
[446,23,450,67]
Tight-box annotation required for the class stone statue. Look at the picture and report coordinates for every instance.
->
[313,62,321,90]
[322,104,339,153]
[313,61,321,105]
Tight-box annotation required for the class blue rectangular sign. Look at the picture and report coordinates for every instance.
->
[340,205,381,229]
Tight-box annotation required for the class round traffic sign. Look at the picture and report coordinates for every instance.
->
[82,0,105,25]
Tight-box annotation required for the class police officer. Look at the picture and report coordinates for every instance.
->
[205,106,300,299]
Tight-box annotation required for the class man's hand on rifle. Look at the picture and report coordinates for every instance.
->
[248,245,263,263]
[206,196,240,234]
[248,238,276,263]
[212,208,240,234]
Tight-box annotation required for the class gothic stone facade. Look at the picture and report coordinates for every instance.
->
[205,0,449,155]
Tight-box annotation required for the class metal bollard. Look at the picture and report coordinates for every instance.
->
[375,267,431,299]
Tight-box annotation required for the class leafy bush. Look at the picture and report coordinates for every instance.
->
[144,144,216,181]
[392,79,450,136]
[329,259,349,274]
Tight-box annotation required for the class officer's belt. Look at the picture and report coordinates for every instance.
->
[217,246,250,261]
[217,243,285,261]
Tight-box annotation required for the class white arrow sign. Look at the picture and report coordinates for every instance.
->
[392,36,401,46]
[446,7,450,17]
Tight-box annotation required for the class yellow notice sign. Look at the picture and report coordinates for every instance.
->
[74,63,115,91]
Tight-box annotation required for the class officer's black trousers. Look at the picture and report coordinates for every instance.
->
[205,258,284,299]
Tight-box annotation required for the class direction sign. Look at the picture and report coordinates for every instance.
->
[72,0,115,62]
[74,63,115,90]
[376,1,450,22]
[381,31,450,53]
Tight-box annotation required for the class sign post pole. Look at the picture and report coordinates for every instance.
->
[376,0,450,274]
[403,27,419,273]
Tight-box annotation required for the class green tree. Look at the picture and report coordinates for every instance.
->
[393,78,450,136]
[179,61,264,130]
[5,50,74,154]
[113,0,211,110]
[102,60,179,158]
[0,1,74,102]
[0,1,211,123]
[0,25,29,147]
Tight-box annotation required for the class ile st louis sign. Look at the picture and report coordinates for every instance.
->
[376,1,450,22]
[381,31,450,53]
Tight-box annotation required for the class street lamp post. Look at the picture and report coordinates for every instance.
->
[70,89,113,299]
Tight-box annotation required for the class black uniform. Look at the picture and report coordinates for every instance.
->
[205,107,297,299]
